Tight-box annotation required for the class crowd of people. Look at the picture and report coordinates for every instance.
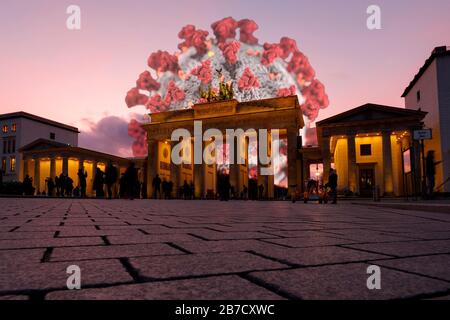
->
[10,149,443,201]
[148,171,271,201]
[19,162,144,199]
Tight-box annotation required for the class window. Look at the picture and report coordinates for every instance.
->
[50,132,56,140]
[2,125,7,133]
[11,123,16,132]
[416,90,421,102]
[7,140,11,153]
[11,139,15,153]
[2,140,6,154]
[10,157,16,172]
[360,144,372,156]
[1,157,5,171]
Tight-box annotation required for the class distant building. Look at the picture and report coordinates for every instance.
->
[0,112,79,182]
[0,111,146,197]
[402,46,450,193]
[314,104,426,197]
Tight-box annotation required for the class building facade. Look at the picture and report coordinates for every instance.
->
[143,96,304,199]
[402,46,450,193]
[0,112,79,182]
[313,104,426,197]
[18,139,146,197]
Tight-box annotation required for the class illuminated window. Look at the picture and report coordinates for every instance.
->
[2,125,7,133]
[360,144,372,156]
[10,156,16,172]
[1,157,5,171]
[11,123,16,132]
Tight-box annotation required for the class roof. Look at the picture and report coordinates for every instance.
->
[316,103,427,127]
[146,95,301,125]
[19,138,132,164]
[0,111,80,133]
[401,46,450,97]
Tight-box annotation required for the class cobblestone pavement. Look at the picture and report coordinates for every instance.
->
[0,198,449,300]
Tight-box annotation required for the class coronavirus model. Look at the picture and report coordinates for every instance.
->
[125,17,329,187]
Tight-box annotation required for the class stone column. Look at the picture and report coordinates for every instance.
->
[302,158,310,193]
[34,158,40,194]
[321,136,331,185]
[194,140,205,199]
[78,158,84,171]
[229,134,240,197]
[256,130,267,199]
[147,139,158,199]
[347,134,357,193]
[91,160,97,196]
[170,141,180,198]
[78,158,85,189]
[266,130,274,199]
[242,136,249,194]
[50,157,56,179]
[62,157,69,176]
[23,158,29,177]
[382,131,394,195]
[412,139,422,196]
[287,127,299,197]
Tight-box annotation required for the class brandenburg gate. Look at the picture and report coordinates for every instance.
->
[142,96,304,199]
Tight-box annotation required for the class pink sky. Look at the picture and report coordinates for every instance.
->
[1,0,449,156]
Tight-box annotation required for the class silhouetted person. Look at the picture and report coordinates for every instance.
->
[125,162,137,200]
[58,173,67,197]
[55,175,61,197]
[328,168,338,204]
[247,178,256,200]
[167,180,173,199]
[152,174,162,199]
[242,184,248,200]
[183,180,189,200]
[105,163,118,199]
[426,150,441,198]
[23,174,34,196]
[73,186,80,197]
[162,178,168,199]
[77,169,87,198]
[66,176,74,197]
[46,177,55,196]
[218,170,230,201]
[141,181,147,199]
[135,180,141,199]
[258,184,264,200]
[93,167,105,198]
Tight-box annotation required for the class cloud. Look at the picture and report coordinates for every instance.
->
[78,116,134,158]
